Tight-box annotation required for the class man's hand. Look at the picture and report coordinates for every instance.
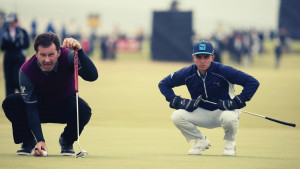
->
[169,95,202,112]
[33,141,48,156]
[217,96,246,110]
[62,38,82,50]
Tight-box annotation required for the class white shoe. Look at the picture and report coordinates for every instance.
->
[188,136,211,155]
[223,140,236,156]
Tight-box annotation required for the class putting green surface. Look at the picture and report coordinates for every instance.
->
[0,40,299,169]
[0,125,299,169]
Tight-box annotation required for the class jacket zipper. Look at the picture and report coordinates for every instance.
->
[202,78,208,98]
[197,70,208,98]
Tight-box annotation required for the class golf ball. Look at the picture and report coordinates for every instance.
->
[42,150,48,156]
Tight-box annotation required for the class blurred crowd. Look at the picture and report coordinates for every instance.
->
[201,27,291,68]
[0,10,292,66]
[0,11,145,62]
[0,10,147,95]
[0,9,294,97]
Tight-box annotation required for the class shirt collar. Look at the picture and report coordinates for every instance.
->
[195,61,216,78]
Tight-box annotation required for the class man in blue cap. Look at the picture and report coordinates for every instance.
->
[158,40,260,156]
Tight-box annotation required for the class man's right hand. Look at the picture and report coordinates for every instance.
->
[169,96,202,112]
[33,141,48,156]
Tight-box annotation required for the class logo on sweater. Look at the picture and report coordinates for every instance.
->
[213,81,220,86]
[20,86,26,95]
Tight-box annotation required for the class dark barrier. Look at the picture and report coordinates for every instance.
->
[279,0,300,39]
[151,11,193,62]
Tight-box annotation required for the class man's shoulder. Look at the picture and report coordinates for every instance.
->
[178,64,197,73]
[210,61,237,73]
[172,64,197,80]
[20,55,39,84]
[21,55,37,71]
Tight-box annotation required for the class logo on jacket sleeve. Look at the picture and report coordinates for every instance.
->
[170,73,174,78]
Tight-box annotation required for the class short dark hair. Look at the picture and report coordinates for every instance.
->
[34,32,60,52]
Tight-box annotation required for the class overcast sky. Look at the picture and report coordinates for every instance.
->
[1,0,280,37]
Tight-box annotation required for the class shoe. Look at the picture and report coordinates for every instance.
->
[188,136,211,155]
[17,139,36,155]
[59,135,75,156]
[223,140,236,156]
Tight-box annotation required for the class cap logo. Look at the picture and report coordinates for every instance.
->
[199,44,206,50]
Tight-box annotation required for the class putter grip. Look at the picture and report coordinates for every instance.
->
[74,49,79,91]
[265,117,296,127]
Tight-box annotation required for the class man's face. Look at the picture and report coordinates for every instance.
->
[36,43,61,72]
[193,54,214,74]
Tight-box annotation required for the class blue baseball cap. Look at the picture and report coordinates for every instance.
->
[192,40,214,56]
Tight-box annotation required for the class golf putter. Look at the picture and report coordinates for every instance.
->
[74,49,88,158]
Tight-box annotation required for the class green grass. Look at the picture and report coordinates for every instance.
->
[0,40,299,169]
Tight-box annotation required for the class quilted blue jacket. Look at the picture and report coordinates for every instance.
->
[158,61,259,111]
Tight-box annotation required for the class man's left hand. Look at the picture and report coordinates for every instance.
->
[62,38,82,50]
[217,96,246,110]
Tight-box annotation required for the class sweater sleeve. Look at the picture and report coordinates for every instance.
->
[67,49,98,81]
[26,102,45,142]
[19,70,45,142]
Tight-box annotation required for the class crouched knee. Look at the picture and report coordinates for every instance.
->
[78,99,92,124]
[171,109,187,126]
[221,111,239,126]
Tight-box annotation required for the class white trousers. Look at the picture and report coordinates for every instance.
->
[171,107,240,142]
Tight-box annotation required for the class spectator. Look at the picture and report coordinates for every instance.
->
[31,19,37,40]
[100,36,108,60]
[46,22,55,33]
[275,39,283,69]
[1,13,30,96]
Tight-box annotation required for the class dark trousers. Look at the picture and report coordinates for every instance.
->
[3,53,25,96]
[2,94,92,144]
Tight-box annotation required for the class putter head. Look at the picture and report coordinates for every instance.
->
[75,150,88,158]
